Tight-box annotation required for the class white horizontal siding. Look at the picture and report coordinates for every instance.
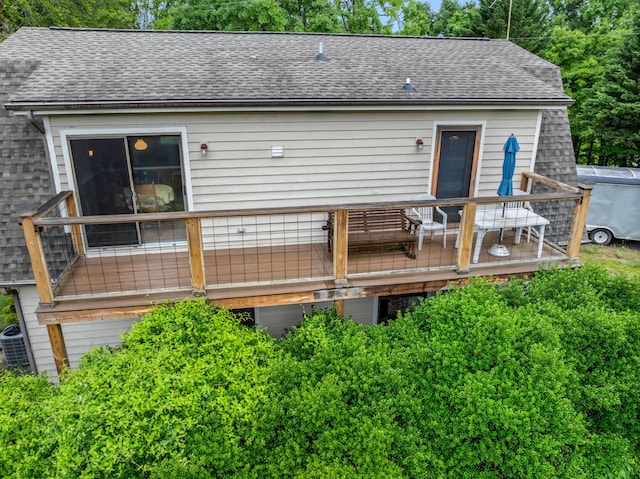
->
[49,109,539,208]
[202,213,327,249]
[257,297,376,337]
[48,109,541,250]
[62,318,137,368]
[257,301,333,337]
[344,297,376,325]
[17,286,58,381]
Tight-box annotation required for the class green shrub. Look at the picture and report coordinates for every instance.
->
[0,294,18,330]
[0,300,276,478]
[0,267,638,478]
[0,372,56,478]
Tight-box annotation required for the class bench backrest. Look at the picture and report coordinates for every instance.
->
[327,209,410,232]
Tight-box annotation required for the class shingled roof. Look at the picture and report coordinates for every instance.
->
[0,27,571,110]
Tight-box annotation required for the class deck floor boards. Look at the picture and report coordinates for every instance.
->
[53,230,566,299]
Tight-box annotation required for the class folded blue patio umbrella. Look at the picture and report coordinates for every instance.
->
[497,134,520,197]
[489,134,521,256]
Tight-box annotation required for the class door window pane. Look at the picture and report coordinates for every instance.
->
[128,135,185,212]
[70,134,187,248]
[70,138,138,247]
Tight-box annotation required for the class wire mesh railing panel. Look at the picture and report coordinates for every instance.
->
[53,219,191,298]
[38,201,77,288]
[29,189,580,301]
[462,198,571,267]
[340,206,459,278]
[202,212,332,288]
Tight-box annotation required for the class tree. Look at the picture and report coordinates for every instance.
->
[431,0,479,37]
[0,0,138,39]
[550,0,633,32]
[543,26,618,163]
[167,0,390,33]
[170,0,288,31]
[395,0,434,36]
[279,0,343,32]
[543,0,636,164]
[475,0,552,53]
[582,8,640,166]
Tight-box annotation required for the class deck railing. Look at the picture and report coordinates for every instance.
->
[21,172,592,306]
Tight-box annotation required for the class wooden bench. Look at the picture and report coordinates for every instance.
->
[325,209,418,259]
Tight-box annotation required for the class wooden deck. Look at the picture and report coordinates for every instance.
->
[24,178,590,375]
[53,229,567,300]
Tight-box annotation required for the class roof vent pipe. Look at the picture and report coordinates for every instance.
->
[316,42,327,61]
[403,78,417,93]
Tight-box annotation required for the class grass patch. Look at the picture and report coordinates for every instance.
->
[580,243,640,276]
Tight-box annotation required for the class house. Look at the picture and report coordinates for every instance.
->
[0,27,588,380]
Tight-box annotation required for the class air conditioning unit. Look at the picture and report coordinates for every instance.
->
[1,324,29,366]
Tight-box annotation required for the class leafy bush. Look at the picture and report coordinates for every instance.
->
[0,266,638,478]
[0,294,18,330]
[1,300,276,478]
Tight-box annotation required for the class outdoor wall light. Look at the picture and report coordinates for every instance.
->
[200,143,208,156]
[416,138,424,151]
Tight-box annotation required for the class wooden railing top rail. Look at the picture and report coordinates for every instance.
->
[523,171,580,194]
[29,190,583,228]
[19,191,73,219]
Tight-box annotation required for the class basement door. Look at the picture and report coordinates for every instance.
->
[431,127,481,221]
[69,135,186,248]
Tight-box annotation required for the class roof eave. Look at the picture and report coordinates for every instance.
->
[5,97,574,112]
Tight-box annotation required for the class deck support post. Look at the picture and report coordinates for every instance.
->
[186,218,206,295]
[333,209,349,287]
[47,324,70,376]
[334,300,345,317]
[64,192,85,256]
[520,172,531,192]
[567,182,593,262]
[20,214,55,306]
[456,202,477,274]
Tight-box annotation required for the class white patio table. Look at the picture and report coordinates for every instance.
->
[456,207,550,264]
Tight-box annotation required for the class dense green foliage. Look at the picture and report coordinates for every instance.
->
[0,294,17,329]
[1,301,277,478]
[1,265,639,477]
[0,0,138,39]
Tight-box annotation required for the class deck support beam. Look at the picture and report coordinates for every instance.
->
[333,209,349,315]
[47,324,69,375]
[567,182,593,262]
[186,218,206,294]
[20,215,55,306]
[65,192,85,256]
[333,209,349,286]
[456,202,477,274]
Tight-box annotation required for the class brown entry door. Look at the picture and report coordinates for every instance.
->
[432,127,480,221]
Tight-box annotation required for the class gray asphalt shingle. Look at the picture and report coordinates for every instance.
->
[0,28,571,109]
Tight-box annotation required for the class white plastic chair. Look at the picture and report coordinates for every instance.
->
[502,188,536,242]
[412,194,448,249]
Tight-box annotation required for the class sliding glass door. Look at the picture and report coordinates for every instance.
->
[69,135,185,248]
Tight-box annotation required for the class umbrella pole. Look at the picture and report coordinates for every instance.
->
[488,202,510,257]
